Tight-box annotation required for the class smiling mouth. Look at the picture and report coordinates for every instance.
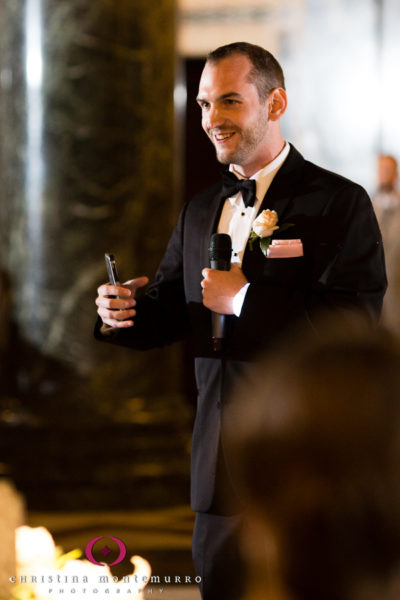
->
[213,131,235,143]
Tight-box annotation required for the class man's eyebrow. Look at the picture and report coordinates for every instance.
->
[196,92,243,103]
[219,92,242,99]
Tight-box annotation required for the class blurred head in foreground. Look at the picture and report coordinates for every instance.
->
[225,316,400,600]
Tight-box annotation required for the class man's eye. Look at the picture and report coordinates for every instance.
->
[198,102,210,109]
[224,99,238,105]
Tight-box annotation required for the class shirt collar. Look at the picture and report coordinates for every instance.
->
[228,142,290,204]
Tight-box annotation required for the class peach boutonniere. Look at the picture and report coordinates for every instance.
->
[249,209,294,256]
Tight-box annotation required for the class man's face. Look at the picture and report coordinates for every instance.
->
[197,55,270,173]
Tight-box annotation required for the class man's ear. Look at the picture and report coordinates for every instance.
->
[267,88,287,121]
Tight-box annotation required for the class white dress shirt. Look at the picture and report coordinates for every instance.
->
[217,142,290,315]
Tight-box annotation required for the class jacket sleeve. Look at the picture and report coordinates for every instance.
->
[94,205,191,350]
[307,183,387,321]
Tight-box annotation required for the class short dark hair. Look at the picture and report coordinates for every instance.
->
[207,42,285,101]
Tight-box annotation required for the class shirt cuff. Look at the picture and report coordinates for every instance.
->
[232,283,250,317]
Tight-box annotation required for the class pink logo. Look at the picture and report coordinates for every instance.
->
[85,536,127,566]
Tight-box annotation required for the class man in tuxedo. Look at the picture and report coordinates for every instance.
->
[95,42,386,600]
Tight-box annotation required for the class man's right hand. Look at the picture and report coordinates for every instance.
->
[95,276,149,329]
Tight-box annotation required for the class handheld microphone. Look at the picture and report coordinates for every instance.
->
[209,233,232,352]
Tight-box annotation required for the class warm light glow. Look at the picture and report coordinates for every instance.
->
[13,526,151,600]
[16,526,57,570]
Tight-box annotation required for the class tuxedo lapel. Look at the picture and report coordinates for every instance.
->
[242,145,305,275]
[257,144,304,220]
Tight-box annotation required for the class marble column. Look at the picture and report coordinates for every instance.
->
[0,0,186,428]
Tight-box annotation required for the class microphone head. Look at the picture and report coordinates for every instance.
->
[209,233,232,262]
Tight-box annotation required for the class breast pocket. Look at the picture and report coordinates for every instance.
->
[262,256,306,286]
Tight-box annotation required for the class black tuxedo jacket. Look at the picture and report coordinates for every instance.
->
[95,145,386,512]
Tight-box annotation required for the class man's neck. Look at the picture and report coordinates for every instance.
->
[232,140,287,179]
[232,139,286,178]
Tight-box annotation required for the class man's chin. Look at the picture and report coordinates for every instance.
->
[215,149,233,165]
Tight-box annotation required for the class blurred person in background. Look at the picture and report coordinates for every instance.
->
[372,155,400,334]
[372,154,400,232]
[225,316,400,600]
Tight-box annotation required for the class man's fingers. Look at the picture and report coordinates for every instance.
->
[97,276,149,298]
[97,305,136,325]
[98,306,136,320]
[95,296,136,310]
[97,283,132,297]
[123,276,149,291]
[96,275,148,330]
[201,268,212,289]
[101,317,135,329]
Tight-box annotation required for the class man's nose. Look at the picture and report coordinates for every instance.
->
[204,105,224,130]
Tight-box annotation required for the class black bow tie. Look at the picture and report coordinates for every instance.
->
[221,171,257,208]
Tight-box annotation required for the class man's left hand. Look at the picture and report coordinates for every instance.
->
[201,264,248,314]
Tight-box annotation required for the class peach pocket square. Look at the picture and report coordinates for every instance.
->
[267,239,304,258]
